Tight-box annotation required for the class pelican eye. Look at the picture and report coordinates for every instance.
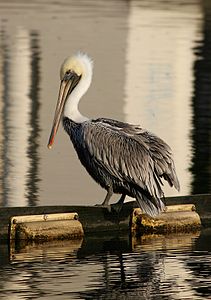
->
[63,69,74,81]
[65,70,72,75]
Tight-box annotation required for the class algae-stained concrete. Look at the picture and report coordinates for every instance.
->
[0,194,211,241]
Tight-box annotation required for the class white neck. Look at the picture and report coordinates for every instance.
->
[64,56,93,123]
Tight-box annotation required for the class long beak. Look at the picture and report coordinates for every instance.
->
[47,79,72,149]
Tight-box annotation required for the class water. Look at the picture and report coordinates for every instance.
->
[0,0,210,207]
[0,0,211,298]
[0,229,210,299]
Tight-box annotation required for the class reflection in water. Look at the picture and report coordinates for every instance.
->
[26,31,41,206]
[191,0,211,194]
[0,27,40,206]
[0,26,9,206]
[125,1,202,197]
[0,0,210,206]
[0,1,210,299]
[187,229,211,297]
[0,231,210,299]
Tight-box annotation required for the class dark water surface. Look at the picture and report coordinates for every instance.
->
[0,229,211,299]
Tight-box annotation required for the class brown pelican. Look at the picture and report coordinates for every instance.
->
[48,52,180,217]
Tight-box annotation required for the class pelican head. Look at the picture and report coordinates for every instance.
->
[48,52,93,149]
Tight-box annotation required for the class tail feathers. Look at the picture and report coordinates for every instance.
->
[164,161,180,192]
[136,193,165,218]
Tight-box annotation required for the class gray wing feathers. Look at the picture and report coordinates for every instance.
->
[149,134,180,191]
[82,119,179,215]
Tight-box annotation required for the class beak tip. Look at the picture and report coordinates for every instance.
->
[47,140,53,149]
[48,131,55,150]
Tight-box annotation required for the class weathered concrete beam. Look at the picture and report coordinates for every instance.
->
[10,213,84,241]
[165,194,211,227]
[0,202,136,240]
[131,205,201,234]
[0,194,210,241]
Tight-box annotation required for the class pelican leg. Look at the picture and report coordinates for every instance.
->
[117,193,126,205]
[101,186,113,207]
[111,193,126,213]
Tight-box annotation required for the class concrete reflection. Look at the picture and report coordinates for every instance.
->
[0,27,9,206]
[125,0,203,197]
[0,27,40,206]
[191,0,211,194]
[26,31,41,206]
[7,27,32,206]
[39,0,129,206]
[0,0,210,208]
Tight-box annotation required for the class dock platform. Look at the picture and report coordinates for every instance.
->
[0,194,210,241]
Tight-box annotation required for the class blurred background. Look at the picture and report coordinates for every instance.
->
[0,0,210,207]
